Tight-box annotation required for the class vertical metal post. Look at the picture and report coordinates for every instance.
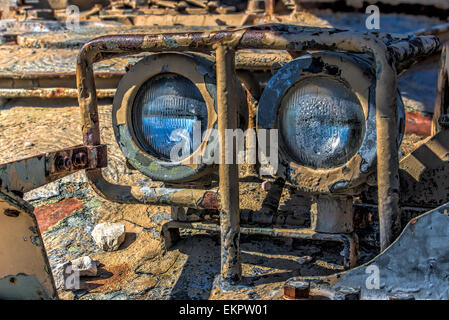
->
[216,44,242,284]
[246,0,264,13]
[431,44,449,135]
[265,0,275,15]
[376,65,401,252]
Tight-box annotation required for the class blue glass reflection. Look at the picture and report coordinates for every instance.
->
[132,74,208,161]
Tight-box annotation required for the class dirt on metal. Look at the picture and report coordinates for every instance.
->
[0,99,426,299]
[0,4,444,300]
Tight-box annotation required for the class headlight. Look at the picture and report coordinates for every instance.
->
[279,76,365,169]
[257,52,405,194]
[112,52,248,184]
[132,73,208,162]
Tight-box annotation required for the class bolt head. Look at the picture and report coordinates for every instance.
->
[283,281,310,299]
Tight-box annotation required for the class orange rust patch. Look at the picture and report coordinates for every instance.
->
[405,110,432,137]
[201,192,220,210]
[88,264,131,293]
[34,198,84,233]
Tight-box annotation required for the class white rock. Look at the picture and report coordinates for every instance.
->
[92,222,126,252]
[53,261,71,290]
[53,261,80,291]
[24,141,34,147]
[53,256,100,290]
[71,256,99,277]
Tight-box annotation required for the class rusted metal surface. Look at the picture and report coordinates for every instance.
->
[33,198,84,233]
[161,220,359,269]
[385,34,440,73]
[76,23,438,262]
[412,22,449,42]
[283,281,310,300]
[344,0,449,9]
[0,189,57,300]
[248,177,285,224]
[362,126,449,208]
[398,128,449,208]
[132,187,221,209]
[0,87,115,99]
[0,44,291,74]
[283,202,449,299]
[432,43,449,135]
[0,144,107,194]
[112,52,219,183]
[83,168,222,209]
[216,44,242,284]
[265,0,275,16]
[311,195,354,234]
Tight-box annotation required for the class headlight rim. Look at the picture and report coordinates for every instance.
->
[112,52,218,183]
[277,74,367,169]
[257,51,405,194]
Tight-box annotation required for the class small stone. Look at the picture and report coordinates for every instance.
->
[297,256,313,265]
[53,256,100,291]
[71,256,99,277]
[23,181,60,201]
[24,141,34,147]
[92,222,126,252]
[53,261,79,291]
[53,261,69,290]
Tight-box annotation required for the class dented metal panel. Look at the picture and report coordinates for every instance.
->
[0,189,57,300]
[283,202,449,299]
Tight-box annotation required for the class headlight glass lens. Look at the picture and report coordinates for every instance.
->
[132,73,208,161]
[279,76,365,169]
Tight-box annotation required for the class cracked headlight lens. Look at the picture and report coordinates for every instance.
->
[279,76,365,169]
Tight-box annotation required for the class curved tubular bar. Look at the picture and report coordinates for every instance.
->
[76,24,436,250]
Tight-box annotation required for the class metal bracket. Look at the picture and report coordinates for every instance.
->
[0,144,107,194]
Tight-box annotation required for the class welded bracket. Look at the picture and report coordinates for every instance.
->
[0,144,107,195]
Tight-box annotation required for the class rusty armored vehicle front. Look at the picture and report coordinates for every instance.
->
[0,0,448,300]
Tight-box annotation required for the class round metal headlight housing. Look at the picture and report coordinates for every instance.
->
[257,52,405,194]
[112,53,219,183]
[113,52,248,184]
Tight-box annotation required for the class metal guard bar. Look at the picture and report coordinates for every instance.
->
[76,24,439,257]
